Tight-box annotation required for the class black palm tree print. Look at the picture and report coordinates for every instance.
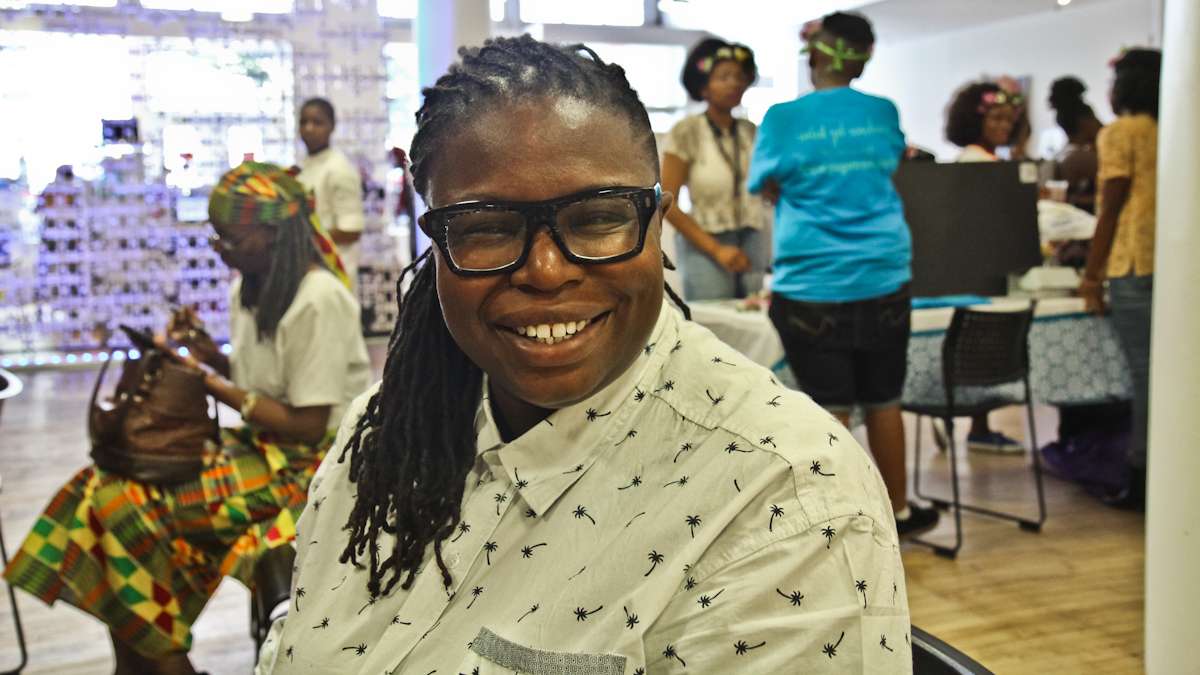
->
[294,586,305,612]
[618,475,642,490]
[768,504,785,531]
[574,605,603,621]
[733,478,742,492]
[777,588,804,606]
[573,505,596,525]
[312,617,330,629]
[357,597,377,615]
[633,387,646,402]
[521,542,547,558]
[685,514,702,537]
[823,632,845,659]
[568,566,587,581]
[563,463,585,475]
[643,341,656,355]
[391,615,411,626]
[822,525,836,549]
[766,395,782,407]
[705,388,725,406]
[623,606,640,629]
[494,492,508,514]
[467,586,484,609]
[585,408,611,421]
[483,541,498,564]
[856,579,868,608]
[880,635,894,652]
[342,643,367,656]
[671,340,683,353]
[524,508,537,519]
[517,604,539,623]
[616,429,638,446]
[711,356,735,366]
[514,469,529,490]
[644,550,665,576]
[625,511,647,528]
[663,475,689,487]
[759,435,776,448]
[655,380,676,394]
[697,588,724,607]
[673,442,693,462]
[827,432,839,446]
[810,460,835,476]
[662,644,687,667]
[725,441,752,454]
[684,576,697,591]
[285,645,294,661]
[734,640,766,655]
[311,497,324,512]
[634,669,645,675]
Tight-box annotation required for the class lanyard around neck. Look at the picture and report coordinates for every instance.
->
[706,116,742,199]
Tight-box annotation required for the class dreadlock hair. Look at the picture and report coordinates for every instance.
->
[239,208,323,340]
[1111,48,1161,119]
[337,34,688,599]
[1049,77,1096,140]
[300,96,336,127]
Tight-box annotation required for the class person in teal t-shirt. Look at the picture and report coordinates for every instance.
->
[748,11,937,538]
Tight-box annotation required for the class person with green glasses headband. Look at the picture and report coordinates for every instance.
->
[749,11,940,539]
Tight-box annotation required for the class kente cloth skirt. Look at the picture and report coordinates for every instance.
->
[2,425,333,657]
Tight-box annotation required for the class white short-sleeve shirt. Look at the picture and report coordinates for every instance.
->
[298,147,366,281]
[229,268,371,430]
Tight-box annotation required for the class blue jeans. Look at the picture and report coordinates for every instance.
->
[675,227,769,301]
[1109,275,1153,469]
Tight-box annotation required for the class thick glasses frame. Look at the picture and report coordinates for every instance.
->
[421,184,662,276]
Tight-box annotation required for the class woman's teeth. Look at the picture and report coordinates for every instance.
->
[513,319,590,345]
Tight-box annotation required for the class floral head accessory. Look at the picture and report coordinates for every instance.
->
[977,88,1025,114]
[799,22,871,72]
[695,45,751,75]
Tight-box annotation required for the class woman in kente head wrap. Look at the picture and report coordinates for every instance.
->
[4,162,371,674]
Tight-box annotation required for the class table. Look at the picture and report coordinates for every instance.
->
[689,296,1133,408]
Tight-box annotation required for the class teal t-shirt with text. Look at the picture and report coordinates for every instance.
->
[748,87,911,303]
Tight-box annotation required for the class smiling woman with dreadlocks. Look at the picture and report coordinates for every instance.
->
[4,162,370,675]
[257,35,910,674]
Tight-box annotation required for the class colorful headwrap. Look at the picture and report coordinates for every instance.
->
[209,161,351,290]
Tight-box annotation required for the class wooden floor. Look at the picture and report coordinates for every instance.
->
[0,366,1144,674]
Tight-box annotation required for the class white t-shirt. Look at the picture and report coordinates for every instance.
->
[662,113,765,234]
[956,144,998,162]
[298,147,365,283]
[229,268,371,431]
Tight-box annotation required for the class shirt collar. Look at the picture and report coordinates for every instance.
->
[474,301,681,515]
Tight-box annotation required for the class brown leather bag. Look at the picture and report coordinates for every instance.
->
[89,326,221,485]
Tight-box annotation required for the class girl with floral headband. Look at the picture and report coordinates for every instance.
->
[946,81,1025,162]
[4,162,371,675]
[748,11,940,539]
[661,37,768,300]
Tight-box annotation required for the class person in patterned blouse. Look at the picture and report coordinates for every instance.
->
[256,35,911,674]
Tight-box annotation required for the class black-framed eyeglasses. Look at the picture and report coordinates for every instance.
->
[421,184,662,276]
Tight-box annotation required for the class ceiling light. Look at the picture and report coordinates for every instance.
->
[1057,0,1071,6]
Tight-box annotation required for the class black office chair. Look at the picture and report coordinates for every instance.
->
[0,368,28,675]
[250,544,296,651]
[912,625,992,674]
[905,305,1047,558]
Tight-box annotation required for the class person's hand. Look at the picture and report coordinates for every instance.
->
[711,245,751,274]
[1079,276,1106,315]
[167,306,221,367]
[761,179,781,206]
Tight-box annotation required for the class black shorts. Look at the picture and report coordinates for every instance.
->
[768,284,911,413]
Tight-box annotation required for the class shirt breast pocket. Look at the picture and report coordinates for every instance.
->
[459,627,628,675]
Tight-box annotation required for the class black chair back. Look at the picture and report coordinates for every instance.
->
[942,304,1035,392]
[912,625,993,674]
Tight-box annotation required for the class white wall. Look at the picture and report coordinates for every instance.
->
[856,0,1161,159]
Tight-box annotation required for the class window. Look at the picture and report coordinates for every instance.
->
[379,0,505,21]
[586,42,688,132]
[383,42,419,151]
[139,0,292,13]
[0,1,116,7]
[520,0,644,26]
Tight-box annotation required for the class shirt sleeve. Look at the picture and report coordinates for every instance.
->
[662,117,698,164]
[279,273,362,409]
[643,514,912,674]
[1097,122,1134,182]
[327,159,366,233]
[746,106,784,194]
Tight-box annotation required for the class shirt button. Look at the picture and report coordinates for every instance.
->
[447,552,461,569]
